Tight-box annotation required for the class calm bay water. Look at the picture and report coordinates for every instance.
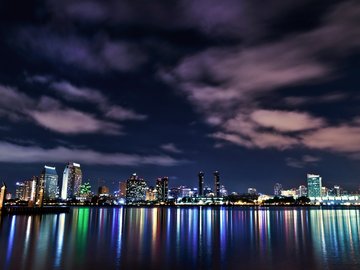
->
[1,207,360,270]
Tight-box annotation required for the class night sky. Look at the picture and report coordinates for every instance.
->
[1,0,360,194]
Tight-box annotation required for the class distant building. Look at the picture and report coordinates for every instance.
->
[61,163,82,200]
[248,188,257,195]
[119,182,127,198]
[98,186,110,196]
[16,178,37,201]
[203,186,213,197]
[332,185,342,196]
[321,186,329,197]
[198,171,204,197]
[39,166,59,200]
[274,183,283,196]
[220,185,228,197]
[180,186,193,198]
[214,171,220,197]
[281,189,297,198]
[307,174,322,198]
[126,173,147,203]
[169,187,181,200]
[298,185,307,197]
[156,177,169,202]
[146,187,156,201]
[15,182,26,200]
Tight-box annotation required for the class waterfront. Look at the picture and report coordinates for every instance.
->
[1,207,360,270]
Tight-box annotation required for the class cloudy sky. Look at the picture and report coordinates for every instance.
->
[1,0,360,194]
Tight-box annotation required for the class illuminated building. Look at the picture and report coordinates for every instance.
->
[203,186,213,197]
[180,186,193,198]
[0,183,6,210]
[298,185,307,197]
[119,182,127,198]
[198,171,204,197]
[274,183,283,196]
[39,166,59,200]
[146,187,157,201]
[15,182,26,200]
[61,163,82,200]
[79,182,92,199]
[281,189,297,198]
[169,187,181,200]
[248,188,257,195]
[220,185,228,197]
[307,174,322,198]
[156,177,169,202]
[98,186,110,196]
[126,173,147,203]
[15,178,37,201]
[214,171,220,197]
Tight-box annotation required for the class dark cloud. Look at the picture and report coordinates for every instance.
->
[14,28,147,72]
[161,0,360,154]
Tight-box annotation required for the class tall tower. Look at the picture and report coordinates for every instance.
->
[126,173,147,203]
[61,163,82,200]
[39,166,58,200]
[214,171,220,197]
[156,177,169,202]
[0,183,6,210]
[274,183,283,196]
[198,171,204,197]
[307,174,322,198]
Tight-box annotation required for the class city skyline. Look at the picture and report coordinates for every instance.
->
[9,162,358,200]
[1,1,360,195]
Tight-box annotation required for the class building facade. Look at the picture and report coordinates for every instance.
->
[39,166,59,200]
[307,174,322,198]
[214,171,220,197]
[198,171,204,197]
[126,173,147,203]
[61,163,82,200]
[156,177,169,202]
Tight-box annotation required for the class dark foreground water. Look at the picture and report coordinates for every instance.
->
[1,207,360,270]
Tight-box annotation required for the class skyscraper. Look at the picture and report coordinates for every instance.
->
[274,183,283,196]
[298,185,307,197]
[61,163,82,200]
[0,183,6,210]
[307,174,322,198]
[214,171,220,197]
[119,181,127,198]
[39,166,58,200]
[198,171,204,197]
[156,177,169,202]
[126,173,147,203]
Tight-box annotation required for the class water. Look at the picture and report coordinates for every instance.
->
[1,207,360,270]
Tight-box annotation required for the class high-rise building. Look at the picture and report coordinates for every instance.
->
[156,177,169,202]
[333,185,342,196]
[98,186,110,196]
[15,182,26,200]
[126,173,147,203]
[145,187,157,201]
[0,183,6,210]
[274,183,283,196]
[39,166,59,200]
[307,174,322,198]
[119,182,127,198]
[198,171,204,197]
[248,188,257,195]
[298,185,307,197]
[214,171,220,197]
[61,163,82,200]
[15,178,37,201]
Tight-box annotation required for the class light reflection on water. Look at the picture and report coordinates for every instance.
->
[0,207,360,270]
